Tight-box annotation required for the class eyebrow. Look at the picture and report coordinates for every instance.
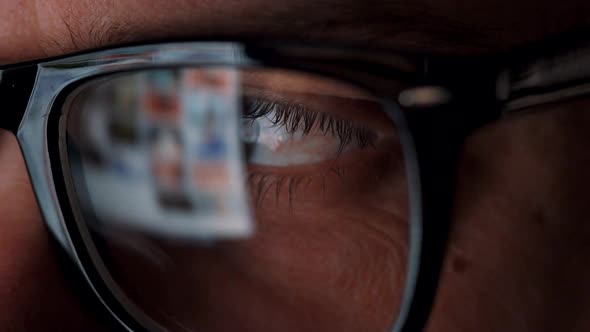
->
[45,0,493,62]
[4,0,590,66]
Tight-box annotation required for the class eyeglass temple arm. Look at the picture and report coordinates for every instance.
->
[0,65,38,134]
[501,44,590,113]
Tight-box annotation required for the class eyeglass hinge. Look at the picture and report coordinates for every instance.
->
[398,86,452,108]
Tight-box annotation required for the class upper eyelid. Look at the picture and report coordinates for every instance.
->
[243,96,377,150]
[241,84,395,131]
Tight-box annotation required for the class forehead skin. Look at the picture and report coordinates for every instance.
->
[1,0,590,64]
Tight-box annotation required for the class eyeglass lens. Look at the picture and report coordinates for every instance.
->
[61,67,411,332]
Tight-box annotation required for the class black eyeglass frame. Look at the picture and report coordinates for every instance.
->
[1,39,588,332]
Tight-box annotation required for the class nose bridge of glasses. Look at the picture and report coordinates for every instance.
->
[0,65,38,133]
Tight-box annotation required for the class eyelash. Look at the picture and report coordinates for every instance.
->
[242,96,377,206]
[242,97,377,153]
[247,167,350,208]
[247,172,311,208]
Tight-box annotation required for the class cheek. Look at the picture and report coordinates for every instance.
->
[427,103,590,332]
[0,131,108,332]
[230,204,408,299]
[99,194,408,332]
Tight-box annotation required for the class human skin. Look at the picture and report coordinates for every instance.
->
[1,1,590,332]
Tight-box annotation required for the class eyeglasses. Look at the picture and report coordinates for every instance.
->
[1,39,588,332]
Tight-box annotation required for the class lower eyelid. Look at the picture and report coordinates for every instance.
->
[247,172,309,207]
[246,143,402,207]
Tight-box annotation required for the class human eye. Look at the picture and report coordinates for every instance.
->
[241,97,377,166]
[237,72,403,207]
